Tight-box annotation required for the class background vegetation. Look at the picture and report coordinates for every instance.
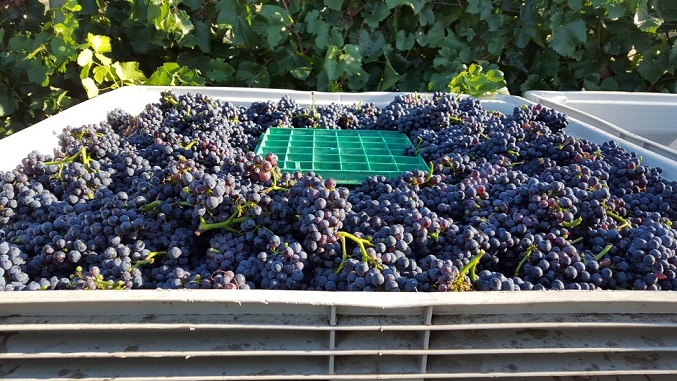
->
[2,0,677,136]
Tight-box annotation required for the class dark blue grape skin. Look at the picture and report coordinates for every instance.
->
[0,91,675,291]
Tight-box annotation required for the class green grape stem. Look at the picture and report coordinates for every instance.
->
[569,237,584,245]
[139,200,161,212]
[451,250,486,291]
[195,209,252,236]
[593,244,613,261]
[182,139,200,150]
[461,250,485,283]
[334,231,377,274]
[515,245,536,276]
[605,209,631,229]
[132,250,168,268]
[269,168,289,192]
[561,216,583,228]
[44,147,93,178]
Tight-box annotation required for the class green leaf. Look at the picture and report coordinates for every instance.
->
[290,66,312,80]
[379,52,400,91]
[362,2,390,28]
[417,20,447,48]
[637,49,666,82]
[386,0,408,9]
[547,15,587,57]
[395,30,415,51]
[94,52,112,67]
[205,58,235,83]
[77,48,93,67]
[86,33,112,54]
[634,1,663,33]
[567,0,584,12]
[50,37,76,61]
[147,62,178,85]
[448,63,507,97]
[216,1,257,46]
[112,61,146,84]
[324,0,343,11]
[26,61,49,86]
[654,0,677,21]
[418,6,434,26]
[182,0,203,11]
[148,62,205,86]
[193,21,211,53]
[324,45,344,81]
[0,91,17,117]
[81,77,99,98]
[358,29,386,61]
[236,61,270,87]
[93,65,112,85]
[258,5,293,48]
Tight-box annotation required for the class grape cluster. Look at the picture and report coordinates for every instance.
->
[0,90,675,292]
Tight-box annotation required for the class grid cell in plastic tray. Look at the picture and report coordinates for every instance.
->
[254,128,428,184]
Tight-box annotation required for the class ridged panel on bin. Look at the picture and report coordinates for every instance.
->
[0,290,676,380]
[254,128,428,184]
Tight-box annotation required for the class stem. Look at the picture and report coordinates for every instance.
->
[334,231,376,274]
[569,237,584,245]
[561,216,583,228]
[515,245,536,276]
[605,209,631,229]
[269,169,289,192]
[593,244,613,261]
[334,234,349,274]
[182,139,200,150]
[140,200,161,212]
[452,250,486,291]
[132,251,167,268]
[195,213,251,236]
[424,161,434,183]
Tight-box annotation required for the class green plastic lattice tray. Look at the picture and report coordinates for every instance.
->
[255,128,428,184]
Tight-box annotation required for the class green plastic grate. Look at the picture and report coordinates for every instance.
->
[254,128,429,184]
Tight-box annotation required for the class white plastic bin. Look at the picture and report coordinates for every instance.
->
[524,90,677,164]
[0,87,676,380]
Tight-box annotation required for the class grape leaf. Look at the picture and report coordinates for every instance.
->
[0,91,17,117]
[81,77,99,98]
[324,0,343,11]
[290,66,312,80]
[547,16,587,57]
[358,29,386,61]
[396,30,415,51]
[379,51,399,91]
[50,37,76,61]
[324,45,344,81]
[236,61,270,87]
[385,0,426,13]
[634,2,663,33]
[206,58,235,83]
[363,2,390,28]
[113,61,146,84]
[87,34,112,54]
[77,48,93,67]
[92,66,111,84]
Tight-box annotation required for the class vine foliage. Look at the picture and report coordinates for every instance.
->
[1,0,676,136]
